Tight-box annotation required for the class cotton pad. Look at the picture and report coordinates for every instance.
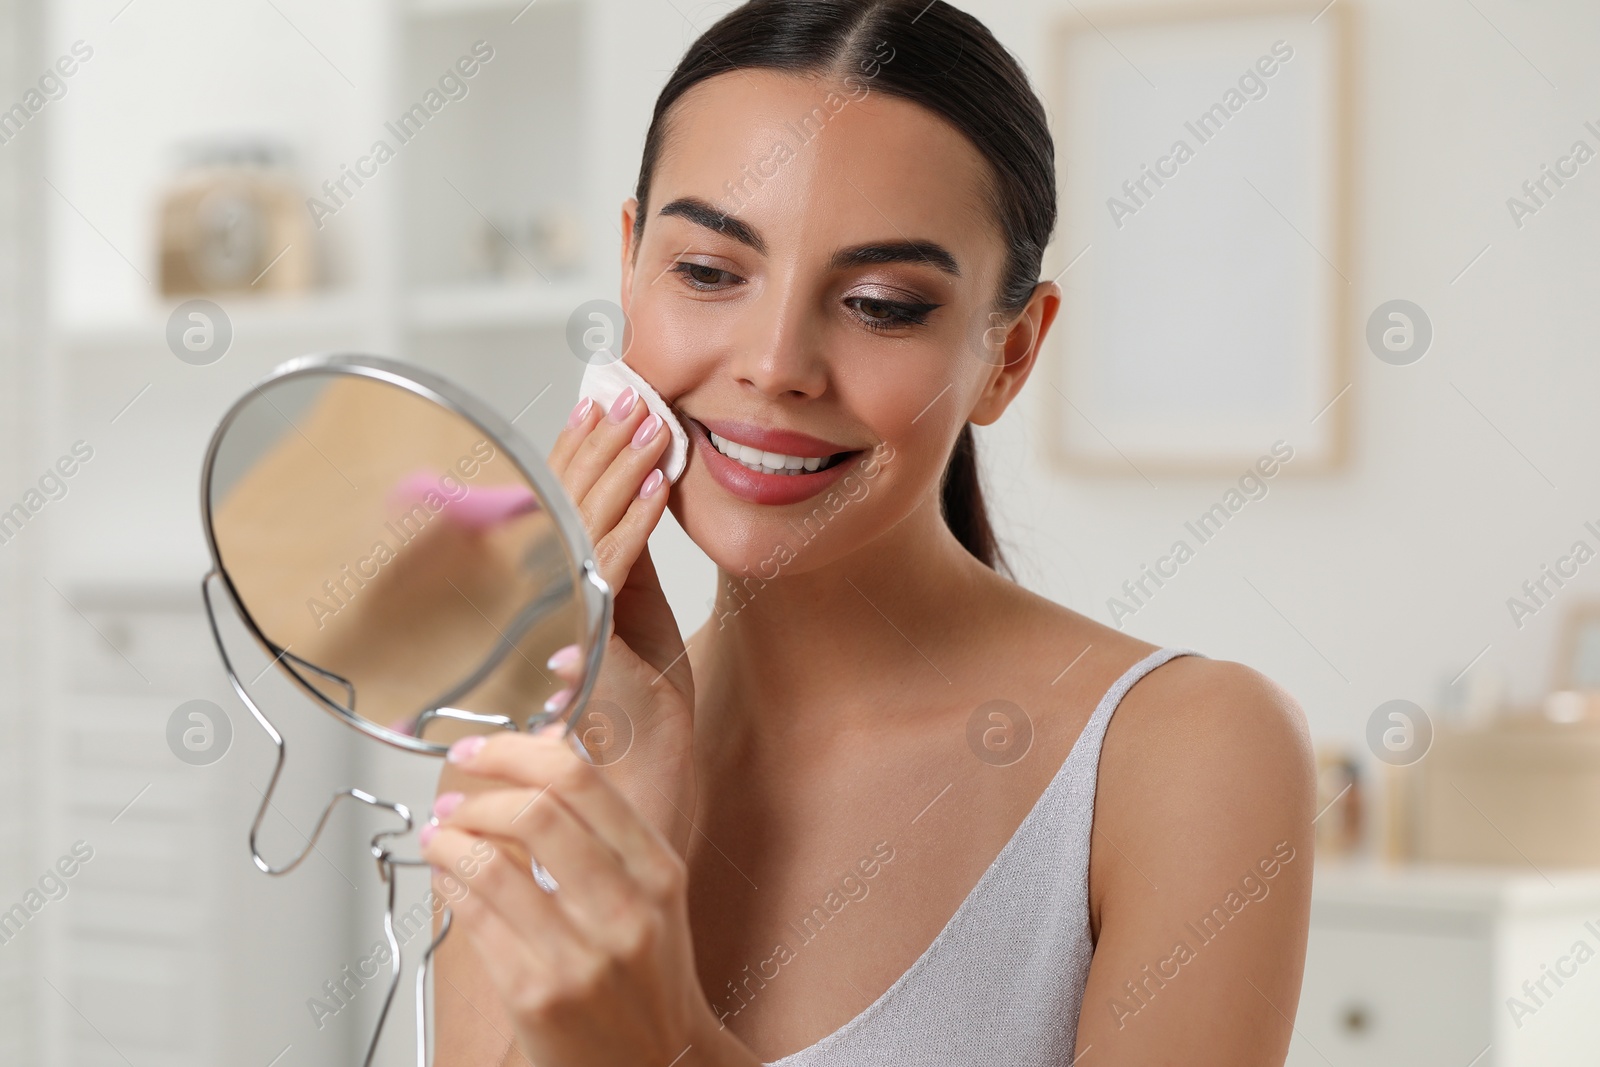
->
[577,353,689,485]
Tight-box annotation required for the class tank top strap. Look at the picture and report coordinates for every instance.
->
[1071,646,1204,772]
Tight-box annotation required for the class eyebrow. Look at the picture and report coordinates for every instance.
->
[658,197,766,254]
[655,195,962,278]
[833,240,961,278]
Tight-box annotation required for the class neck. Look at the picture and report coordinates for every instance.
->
[692,493,1002,746]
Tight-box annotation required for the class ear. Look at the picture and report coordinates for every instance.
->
[619,198,641,309]
[968,280,1061,427]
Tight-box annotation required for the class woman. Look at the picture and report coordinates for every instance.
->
[420,2,1316,1064]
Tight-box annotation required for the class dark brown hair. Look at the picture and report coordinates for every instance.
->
[631,0,1057,573]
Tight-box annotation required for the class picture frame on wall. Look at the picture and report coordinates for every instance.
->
[1044,2,1354,477]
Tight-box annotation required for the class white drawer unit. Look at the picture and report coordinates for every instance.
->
[1290,862,1600,1067]
[39,583,362,1067]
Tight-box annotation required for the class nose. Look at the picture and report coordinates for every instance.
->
[729,283,828,401]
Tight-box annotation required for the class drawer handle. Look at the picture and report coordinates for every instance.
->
[1339,1002,1372,1036]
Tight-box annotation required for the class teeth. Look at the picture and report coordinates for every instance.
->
[709,430,833,476]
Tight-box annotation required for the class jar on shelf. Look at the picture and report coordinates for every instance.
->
[157,136,315,296]
[1314,746,1362,856]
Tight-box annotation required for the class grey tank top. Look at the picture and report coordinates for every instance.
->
[765,647,1202,1067]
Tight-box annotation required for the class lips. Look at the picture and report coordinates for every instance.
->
[694,417,855,458]
[684,416,866,506]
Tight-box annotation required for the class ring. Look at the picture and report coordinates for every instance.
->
[532,857,559,893]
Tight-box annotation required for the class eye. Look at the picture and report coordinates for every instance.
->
[847,295,941,332]
[670,261,741,291]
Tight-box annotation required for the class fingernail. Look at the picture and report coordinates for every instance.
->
[419,822,437,847]
[630,413,662,448]
[639,468,665,499]
[567,396,594,429]
[608,387,638,422]
[543,688,572,714]
[546,644,580,672]
[433,792,465,819]
[447,735,487,764]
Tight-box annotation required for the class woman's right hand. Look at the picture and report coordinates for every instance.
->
[543,387,698,860]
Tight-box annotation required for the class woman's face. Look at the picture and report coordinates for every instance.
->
[619,68,1050,579]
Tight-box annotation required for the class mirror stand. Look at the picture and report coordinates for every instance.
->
[202,570,451,1067]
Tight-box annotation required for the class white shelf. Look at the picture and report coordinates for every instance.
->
[1311,858,1600,916]
[404,277,595,332]
[53,289,370,350]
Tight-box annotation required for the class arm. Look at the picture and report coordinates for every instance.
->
[1074,657,1317,1066]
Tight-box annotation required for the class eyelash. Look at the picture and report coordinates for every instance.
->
[851,296,940,332]
[668,262,941,332]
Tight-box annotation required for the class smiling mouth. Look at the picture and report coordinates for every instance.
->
[687,418,859,477]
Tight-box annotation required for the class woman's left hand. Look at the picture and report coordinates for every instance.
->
[419,728,758,1067]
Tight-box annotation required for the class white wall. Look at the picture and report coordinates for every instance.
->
[0,0,43,1059]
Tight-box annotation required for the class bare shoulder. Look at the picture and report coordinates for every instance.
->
[978,580,1320,1059]
[976,574,1315,827]
[1104,654,1314,801]
[1089,652,1317,927]
[1074,653,1318,1062]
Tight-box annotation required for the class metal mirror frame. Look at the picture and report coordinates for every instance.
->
[199,352,612,754]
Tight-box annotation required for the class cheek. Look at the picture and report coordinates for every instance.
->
[831,341,968,471]
[621,292,709,397]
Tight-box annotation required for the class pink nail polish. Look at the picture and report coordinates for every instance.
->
[543,688,572,714]
[546,644,580,671]
[447,735,487,764]
[567,397,594,429]
[608,387,638,422]
[630,413,662,448]
[419,822,436,847]
[639,468,665,499]
[433,792,464,819]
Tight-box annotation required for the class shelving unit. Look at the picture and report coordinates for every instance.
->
[38,0,637,1062]
[397,0,590,291]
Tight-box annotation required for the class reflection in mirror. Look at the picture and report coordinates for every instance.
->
[207,370,583,748]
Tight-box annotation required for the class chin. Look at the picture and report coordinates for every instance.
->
[669,476,845,580]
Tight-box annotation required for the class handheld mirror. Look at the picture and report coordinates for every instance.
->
[197,354,611,1066]
[201,353,609,750]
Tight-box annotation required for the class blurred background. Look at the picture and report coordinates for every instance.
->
[0,0,1597,1063]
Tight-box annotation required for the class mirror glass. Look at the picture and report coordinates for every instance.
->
[205,365,590,751]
